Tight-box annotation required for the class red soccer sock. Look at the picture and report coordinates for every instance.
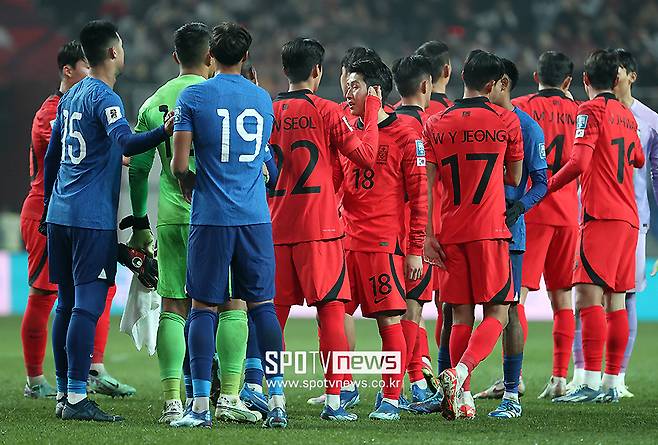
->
[379,323,406,400]
[317,301,349,395]
[460,317,503,377]
[400,319,419,375]
[518,303,528,345]
[552,309,575,378]
[21,293,57,377]
[605,309,629,375]
[580,305,606,372]
[449,323,472,390]
[408,327,430,382]
[274,303,290,331]
[92,285,116,364]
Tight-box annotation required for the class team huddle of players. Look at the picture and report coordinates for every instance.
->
[20,17,656,428]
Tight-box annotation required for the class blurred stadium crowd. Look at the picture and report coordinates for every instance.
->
[2,0,658,240]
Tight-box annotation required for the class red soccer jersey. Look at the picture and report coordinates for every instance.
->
[423,96,524,244]
[268,90,380,244]
[20,92,61,221]
[340,113,428,255]
[570,93,643,227]
[513,89,580,226]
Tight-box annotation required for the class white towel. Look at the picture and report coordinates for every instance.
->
[119,275,161,355]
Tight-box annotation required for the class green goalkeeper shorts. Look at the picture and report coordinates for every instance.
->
[156,224,189,299]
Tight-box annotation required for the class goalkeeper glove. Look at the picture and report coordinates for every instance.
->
[117,243,158,289]
[119,215,155,256]
[505,199,525,228]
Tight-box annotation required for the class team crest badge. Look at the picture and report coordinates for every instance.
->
[377,145,389,164]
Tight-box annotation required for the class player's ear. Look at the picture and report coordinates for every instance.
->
[444,63,451,80]
[483,79,495,94]
[172,51,180,66]
[582,72,590,87]
[62,64,72,79]
[204,51,211,68]
[242,51,249,64]
[562,76,573,92]
[533,71,539,85]
[630,71,638,84]
[613,74,620,89]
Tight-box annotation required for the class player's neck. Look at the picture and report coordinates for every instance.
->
[587,87,614,100]
[59,79,72,94]
[537,83,562,92]
[376,108,389,123]
[432,82,447,94]
[288,81,314,93]
[89,67,117,89]
[180,65,209,79]
[497,96,514,111]
[216,64,242,75]
[616,89,634,108]
[463,87,487,100]
[400,96,425,109]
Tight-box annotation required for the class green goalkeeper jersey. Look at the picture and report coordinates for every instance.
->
[129,74,205,226]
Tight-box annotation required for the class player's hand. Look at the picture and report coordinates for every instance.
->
[367,85,382,101]
[128,229,155,256]
[38,203,48,237]
[122,155,130,167]
[651,259,658,277]
[247,66,259,85]
[423,234,446,269]
[505,199,525,228]
[164,111,175,136]
[178,170,196,203]
[405,254,423,281]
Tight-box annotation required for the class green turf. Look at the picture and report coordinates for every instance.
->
[1,316,657,444]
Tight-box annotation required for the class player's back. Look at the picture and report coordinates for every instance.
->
[268,90,346,244]
[513,90,579,225]
[395,105,427,134]
[136,75,205,224]
[176,73,273,227]
[22,92,61,220]
[47,77,126,230]
[341,114,420,254]
[424,97,521,244]
[577,93,641,227]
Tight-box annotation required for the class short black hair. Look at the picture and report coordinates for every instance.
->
[614,48,638,74]
[392,55,432,97]
[414,40,450,81]
[501,58,519,91]
[348,57,393,103]
[462,49,504,91]
[57,40,86,72]
[79,20,119,67]
[537,51,573,88]
[174,22,210,67]
[584,49,619,90]
[210,22,252,66]
[341,47,380,69]
[281,38,325,83]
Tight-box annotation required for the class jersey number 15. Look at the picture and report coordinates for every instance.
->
[60,109,87,164]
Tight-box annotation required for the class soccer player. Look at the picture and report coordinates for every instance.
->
[170,22,287,429]
[414,41,454,374]
[608,48,658,397]
[423,50,523,420]
[43,20,173,421]
[269,38,380,421]
[392,54,436,402]
[126,22,212,423]
[550,49,644,403]
[512,52,580,398]
[340,56,428,420]
[485,58,548,418]
[19,41,135,401]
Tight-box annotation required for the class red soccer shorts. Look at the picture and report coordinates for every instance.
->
[574,219,638,293]
[344,250,407,318]
[405,262,433,303]
[274,239,351,307]
[440,239,515,305]
[522,223,578,291]
[20,217,57,292]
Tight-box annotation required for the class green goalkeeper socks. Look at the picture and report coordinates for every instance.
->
[157,311,186,401]
[217,310,248,396]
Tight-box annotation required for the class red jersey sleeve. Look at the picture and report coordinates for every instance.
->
[328,96,381,168]
[504,110,524,162]
[573,102,601,150]
[632,128,645,168]
[402,135,428,255]
[423,116,439,166]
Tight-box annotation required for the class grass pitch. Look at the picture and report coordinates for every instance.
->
[1,316,657,444]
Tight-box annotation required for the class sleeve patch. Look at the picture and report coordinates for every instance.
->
[538,142,546,159]
[173,106,182,124]
[576,114,588,129]
[417,157,426,167]
[105,106,122,125]
[415,140,425,156]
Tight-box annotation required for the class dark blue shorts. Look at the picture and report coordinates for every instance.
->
[510,251,524,300]
[47,223,118,286]
[186,223,275,305]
